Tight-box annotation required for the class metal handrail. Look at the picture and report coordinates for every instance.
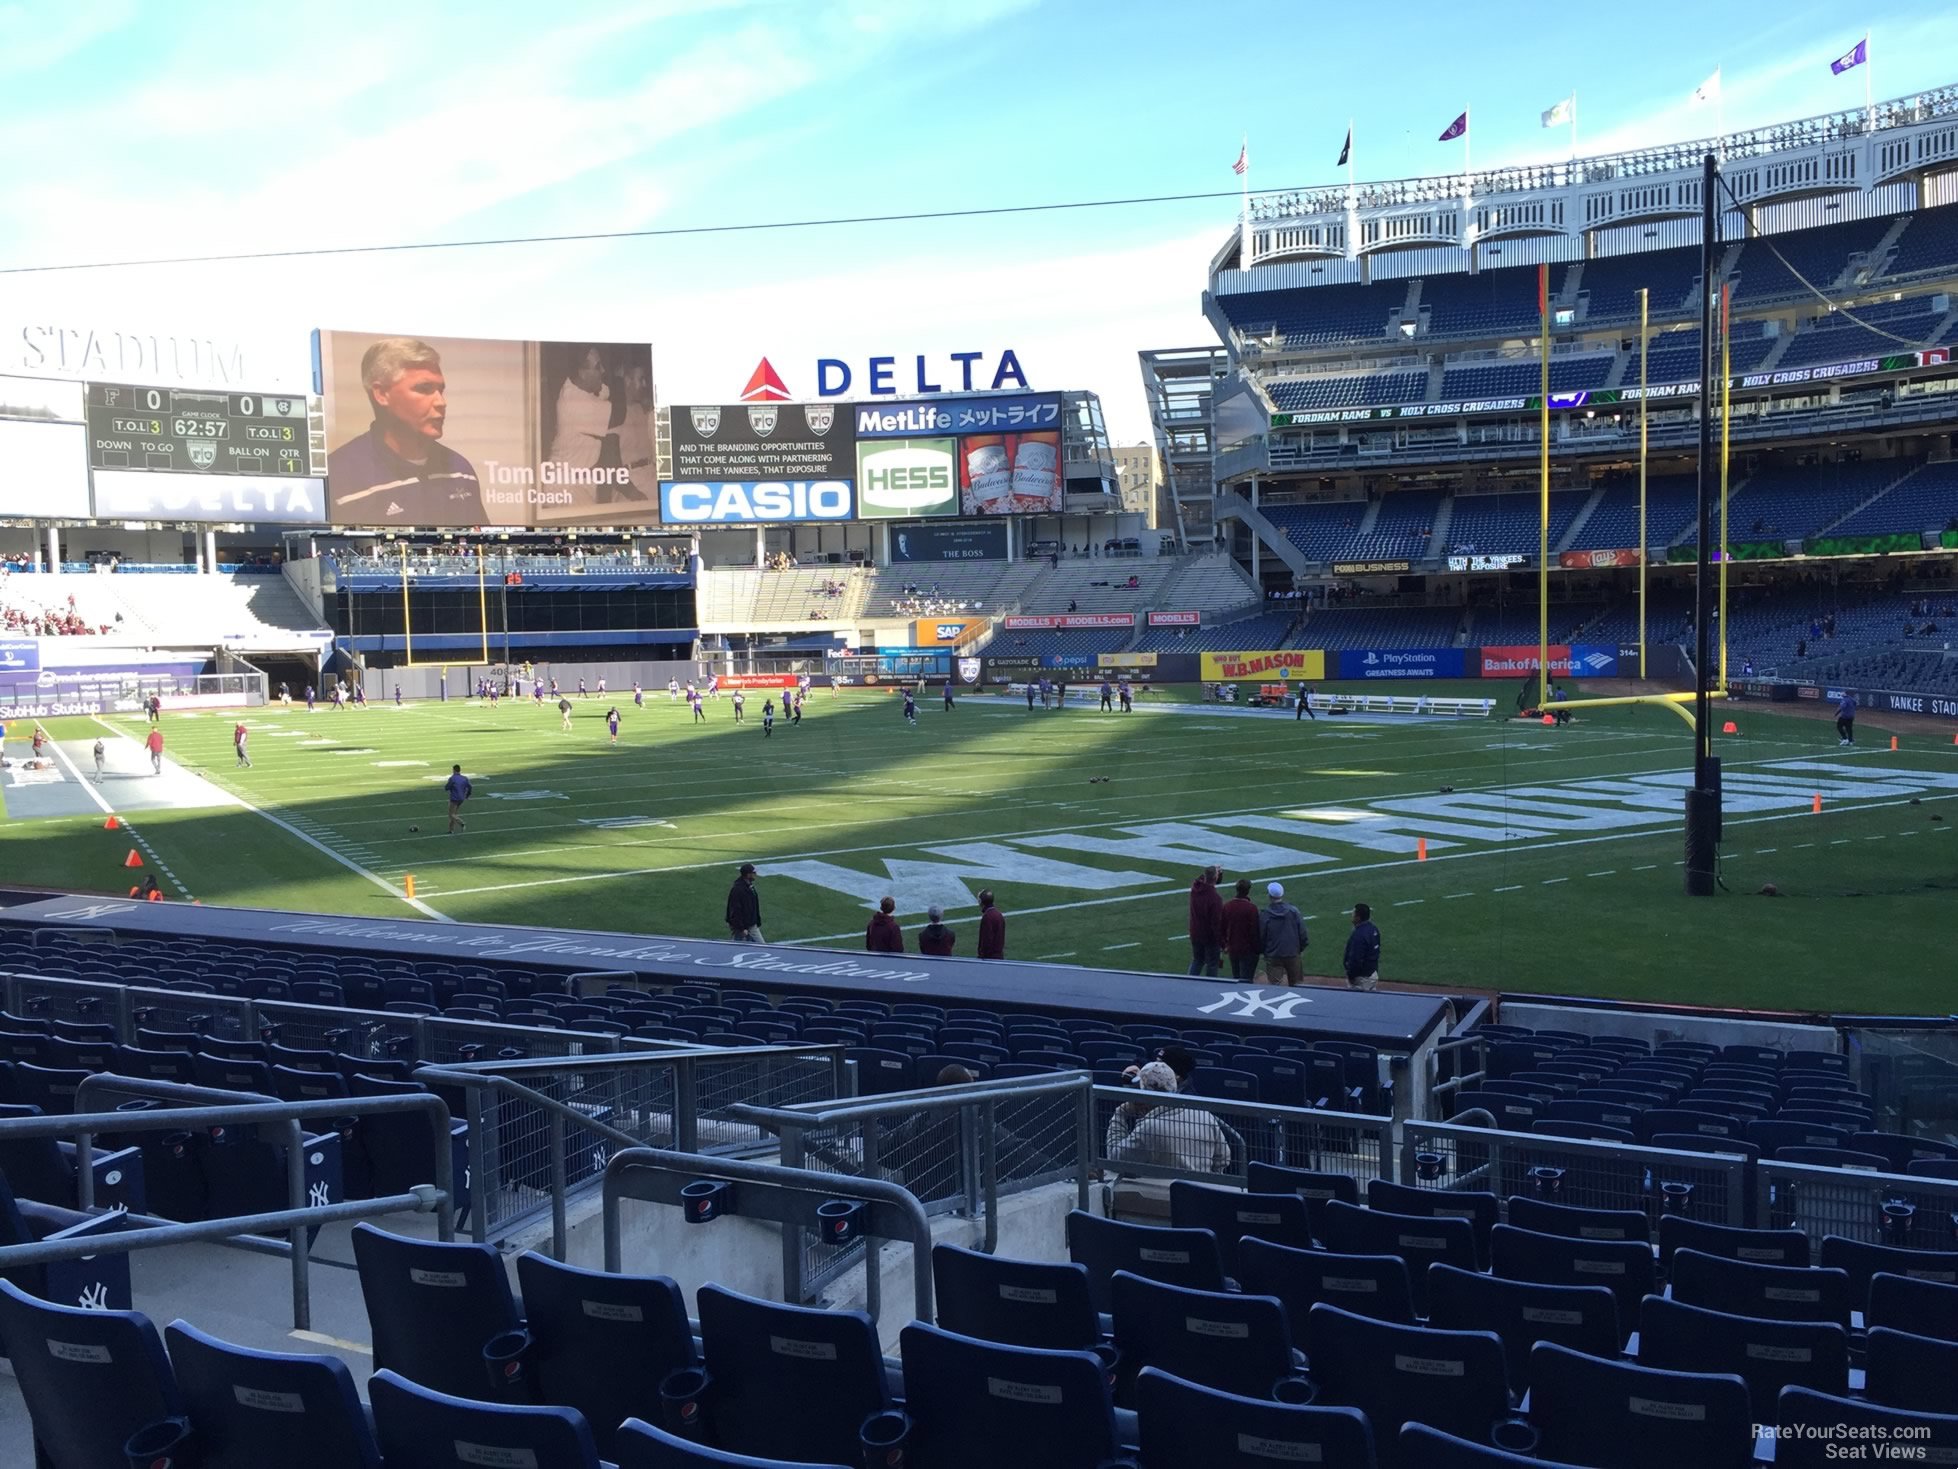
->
[0,1088,456,1330]
[602,1146,936,1323]
[729,1070,1093,1128]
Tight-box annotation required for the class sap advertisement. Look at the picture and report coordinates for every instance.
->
[889,523,1008,561]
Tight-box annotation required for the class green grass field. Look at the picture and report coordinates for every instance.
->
[7,685,1955,1013]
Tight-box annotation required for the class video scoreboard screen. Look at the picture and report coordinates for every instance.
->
[86,382,325,478]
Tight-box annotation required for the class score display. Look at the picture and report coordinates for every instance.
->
[85,383,325,478]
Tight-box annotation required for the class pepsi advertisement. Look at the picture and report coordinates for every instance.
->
[889,523,1009,561]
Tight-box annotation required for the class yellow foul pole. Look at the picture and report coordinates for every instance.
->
[1719,282,1731,691]
[398,542,414,666]
[1538,262,1552,698]
[1638,288,1649,680]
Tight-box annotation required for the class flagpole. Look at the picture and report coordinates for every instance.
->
[1864,30,1873,129]
[1346,118,1357,262]
[1571,90,1579,159]
[1239,133,1251,272]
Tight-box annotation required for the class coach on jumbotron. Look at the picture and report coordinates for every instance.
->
[327,338,485,524]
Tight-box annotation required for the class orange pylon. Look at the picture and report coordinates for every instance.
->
[1890,736,1899,751]
[1416,838,1428,862]
[103,815,120,831]
[123,850,143,869]
[1721,721,1738,735]
[1812,793,1823,814]
[146,890,163,903]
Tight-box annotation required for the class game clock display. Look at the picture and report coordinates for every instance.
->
[85,382,325,477]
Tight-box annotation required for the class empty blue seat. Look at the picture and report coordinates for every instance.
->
[931,1243,1101,1351]
[898,1323,1118,1469]
[1503,1194,1649,1243]
[517,1252,695,1456]
[1399,1424,1592,1469]
[1773,1387,1958,1468]
[1527,1342,1753,1469]
[1637,1108,1744,1144]
[369,1368,603,1468]
[614,1418,849,1468]
[0,1101,144,1212]
[1245,1162,1358,1238]
[1819,1235,1958,1314]
[1668,1248,1850,1327]
[1317,1199,1477,1316]
[1638,1294,1848,1419]
[1167,1181,1314,1277]
[1137,1366,1377,1469]
[1366,1180,1499,1266]
[1064,1209,1223,1313]
[1238,1236,1415,1328]
[352,1223,520,1400]
[0,1278,181,1469]
[0,1166,132,1312]
[165,1318,382,1468]
[1868,1270,1958,1343]
[1111,1270,1300,1403]
[690,1284,896,1465]
[1425,1264,1618,1389]
[1865,1326,1958,1413]
[1656,1215,1809,1270]
[1489,1223,1651,1339]
[1303,1304,1512,1469]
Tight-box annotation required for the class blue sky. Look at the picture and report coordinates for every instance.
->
[3,0,1956,440]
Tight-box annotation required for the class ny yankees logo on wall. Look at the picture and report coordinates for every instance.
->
[1199,989,1316,1021]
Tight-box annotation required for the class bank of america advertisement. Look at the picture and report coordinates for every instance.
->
[316,331,655,527]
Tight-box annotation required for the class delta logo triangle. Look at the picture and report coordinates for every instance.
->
[740,358,791,403]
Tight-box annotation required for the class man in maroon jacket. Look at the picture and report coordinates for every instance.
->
[1187,865,1224,977]
[865,897,905,953]
[1220,877,1263,982]
[918,903,957,957]
[976,890,1006,959]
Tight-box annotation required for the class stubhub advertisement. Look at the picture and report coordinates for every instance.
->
[1333,649,1465,679]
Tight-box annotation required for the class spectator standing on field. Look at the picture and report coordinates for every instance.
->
[444,763,472,833]
[1221,878,1263,982]
[1344,903,1382,991]
[865,897,905,953]
[1259,882,1307,987]
[1186,865,1224,978]
[725,863,764,943]
[917,904,956,956]
[976,889,1006,959]
[1835,691,1856,746]
[145,725,165,775]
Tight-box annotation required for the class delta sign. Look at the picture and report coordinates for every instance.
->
[739,352,1030,401]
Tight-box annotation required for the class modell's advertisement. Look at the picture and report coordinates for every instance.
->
[316,331,655,527]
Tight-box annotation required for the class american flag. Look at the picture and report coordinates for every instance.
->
[1231,143,1248,176]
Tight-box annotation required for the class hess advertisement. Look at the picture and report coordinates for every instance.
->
[317,331,656,527]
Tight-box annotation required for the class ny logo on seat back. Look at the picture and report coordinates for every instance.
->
[1198,989,1315,1021]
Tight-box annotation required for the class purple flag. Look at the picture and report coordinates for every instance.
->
[1831,37,1867,75]
[1439,112,1468,142]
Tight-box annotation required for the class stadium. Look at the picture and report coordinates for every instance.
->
[0,49,1955,1469]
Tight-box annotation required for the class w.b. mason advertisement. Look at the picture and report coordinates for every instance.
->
[318,330,656,527]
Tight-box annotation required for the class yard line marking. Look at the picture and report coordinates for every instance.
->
[1830,839,1852,845]
[1754,848,1776,855]
[1494,885,1523,893]
[1794,842,1815,849]
[1444,892,1474,900]
[99,714,452,923]
[1586,870,1615,877]
[1865,834,1886,840]
[1036,952,1077,960]
[1542,877,1568,885]
[1103,942,1141,951]
[1392,899,1424,907]
[1633,864,1658,871]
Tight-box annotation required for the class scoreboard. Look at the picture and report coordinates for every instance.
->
[85,383,325,478]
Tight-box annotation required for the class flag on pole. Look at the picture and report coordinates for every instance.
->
[1691,68,1721,104]
[1336,127,1351,167]
[1231,142,1248,175]
[1541,95,1574,128]
[1831,36,1868,74]
[1438,111,1467,142]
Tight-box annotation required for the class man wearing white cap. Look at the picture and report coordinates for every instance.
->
[1103,1061,1230,1174]
[1259,881,1307,987]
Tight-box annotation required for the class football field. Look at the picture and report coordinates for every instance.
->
[5,686,1955,1013]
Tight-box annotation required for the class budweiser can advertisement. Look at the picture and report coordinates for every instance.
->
[961,434,1014,513]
